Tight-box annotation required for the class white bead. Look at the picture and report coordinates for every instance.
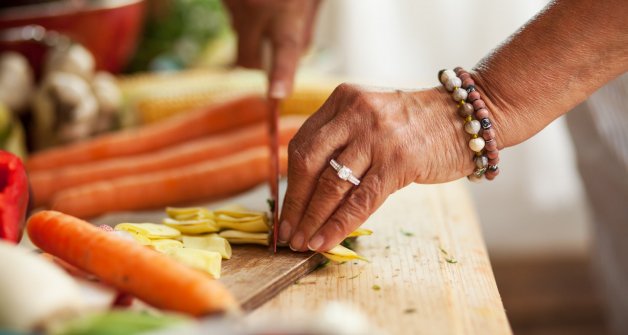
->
[452,87,468,101]
[439,69,456,84]
[444,77,461,92]
[464,120,481,135]
[468,137,486,152]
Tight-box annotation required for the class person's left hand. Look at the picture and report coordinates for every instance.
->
[278,83,477,252]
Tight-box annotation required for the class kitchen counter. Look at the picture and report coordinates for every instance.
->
[249,181,512,335]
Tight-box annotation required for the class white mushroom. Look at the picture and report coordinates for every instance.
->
[0,52,34,112]
[45,43,95,80]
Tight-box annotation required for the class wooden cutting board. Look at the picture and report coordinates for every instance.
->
[90,182,326,312]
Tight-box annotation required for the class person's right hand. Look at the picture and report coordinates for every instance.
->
[223,0,321,98]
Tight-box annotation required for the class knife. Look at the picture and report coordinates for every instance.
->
[267,97,281,253]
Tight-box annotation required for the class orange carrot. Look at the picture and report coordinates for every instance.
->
[27,210,238,316]
[26,96,268,172]
[31,116,305,207]
[51,146,289,219]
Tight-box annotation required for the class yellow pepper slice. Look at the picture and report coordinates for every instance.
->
[150,239,184,253]
[181,234,232,260]
[115,223,181,239]
[322,245,368,263]
[166,248,222,279]
[215,214,269,233]
[162,218,220,234]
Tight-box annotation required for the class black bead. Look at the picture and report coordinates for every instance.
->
[488,165,499,172]
[438,69,446,83]
[466,85,476,93]
[480,118,492,130]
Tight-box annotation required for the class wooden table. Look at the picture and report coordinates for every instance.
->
[249,181,512,335]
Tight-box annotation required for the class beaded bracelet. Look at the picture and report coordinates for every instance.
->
[438,67,500,181]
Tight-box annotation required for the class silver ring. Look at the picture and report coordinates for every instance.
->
[329,159,361,186]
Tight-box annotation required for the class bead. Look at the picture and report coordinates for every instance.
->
[468,91,481,102]
[464,120,481,135]
[473,166,487,177]
[469,137,485,152]
[485,172,496,180]
[487,165,499,172]
[480,118,492,129]
[452,87,468,101]
[485,138,497,151]
[462,79,475,89]
[487,150,499,159]
[467,174,483,183]
[472,99,486,111]
[459,72,471,81]
[439,69,456,84]
[475,108,489,120]
[445,77,462,92]
[458,102,475,117]
[475,155,488,169]
[488,157,499,166]
[482,128,496,141]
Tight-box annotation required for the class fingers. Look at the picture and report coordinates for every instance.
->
[235,20,265,69]
[268,34,301,99]
[278,119,349,244]
[308,171,389,252]
[288,143,371,251]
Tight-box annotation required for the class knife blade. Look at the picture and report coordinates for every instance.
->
[267,97,281,252]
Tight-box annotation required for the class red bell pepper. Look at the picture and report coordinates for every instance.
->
[0,150,29,243]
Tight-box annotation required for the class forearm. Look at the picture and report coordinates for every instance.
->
[473,0,628,148]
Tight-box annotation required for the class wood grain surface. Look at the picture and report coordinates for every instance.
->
[249,181,512,335]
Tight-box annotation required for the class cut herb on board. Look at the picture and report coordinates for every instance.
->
[439,246,458,264]
[400,229,414,237]
[372,284,381,291]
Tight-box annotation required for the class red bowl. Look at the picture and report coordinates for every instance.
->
[0,0,146,74]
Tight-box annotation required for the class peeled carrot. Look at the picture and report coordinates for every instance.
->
[31,116,305,207]
[51,146,288,219]
[27,210,238,316]
[26,96,268,172]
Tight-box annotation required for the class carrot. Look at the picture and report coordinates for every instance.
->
[26,95,268,172]
[51,146,289,219]
[31,116,305,207]
[27,210,238,316]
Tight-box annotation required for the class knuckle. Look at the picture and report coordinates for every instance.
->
[288,145,315,175]
[327,215,355,239]
[317,173,347,198]
[349,176,384,214]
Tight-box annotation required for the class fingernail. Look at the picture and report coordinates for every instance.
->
[269,80,288,99]
[278,220,291,243]
[308,235,324,251]
[290,231,304,251]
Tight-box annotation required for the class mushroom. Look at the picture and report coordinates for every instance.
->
[0,52,34,113]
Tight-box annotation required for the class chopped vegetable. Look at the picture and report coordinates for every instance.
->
[181,234,232,259]
[166,207,213,221]
[114,223,181,239]
[27,211,238,316]
[165,248,222,279]
[219,230,269,246]
[400,229,414,237]
[215,212,269,233]
[149,239,184,254]
[347,228,373,237]
[163,217,220,234]
[372,285,381,291]
[322,245,368,263]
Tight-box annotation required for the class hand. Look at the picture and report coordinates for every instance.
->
[223,0,321,98]
[278,83,476,252]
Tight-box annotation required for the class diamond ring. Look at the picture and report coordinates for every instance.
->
[329,159,361,186]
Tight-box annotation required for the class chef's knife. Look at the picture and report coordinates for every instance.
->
[267,97,281,252]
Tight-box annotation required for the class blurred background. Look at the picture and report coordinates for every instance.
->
[0,0,605,334]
